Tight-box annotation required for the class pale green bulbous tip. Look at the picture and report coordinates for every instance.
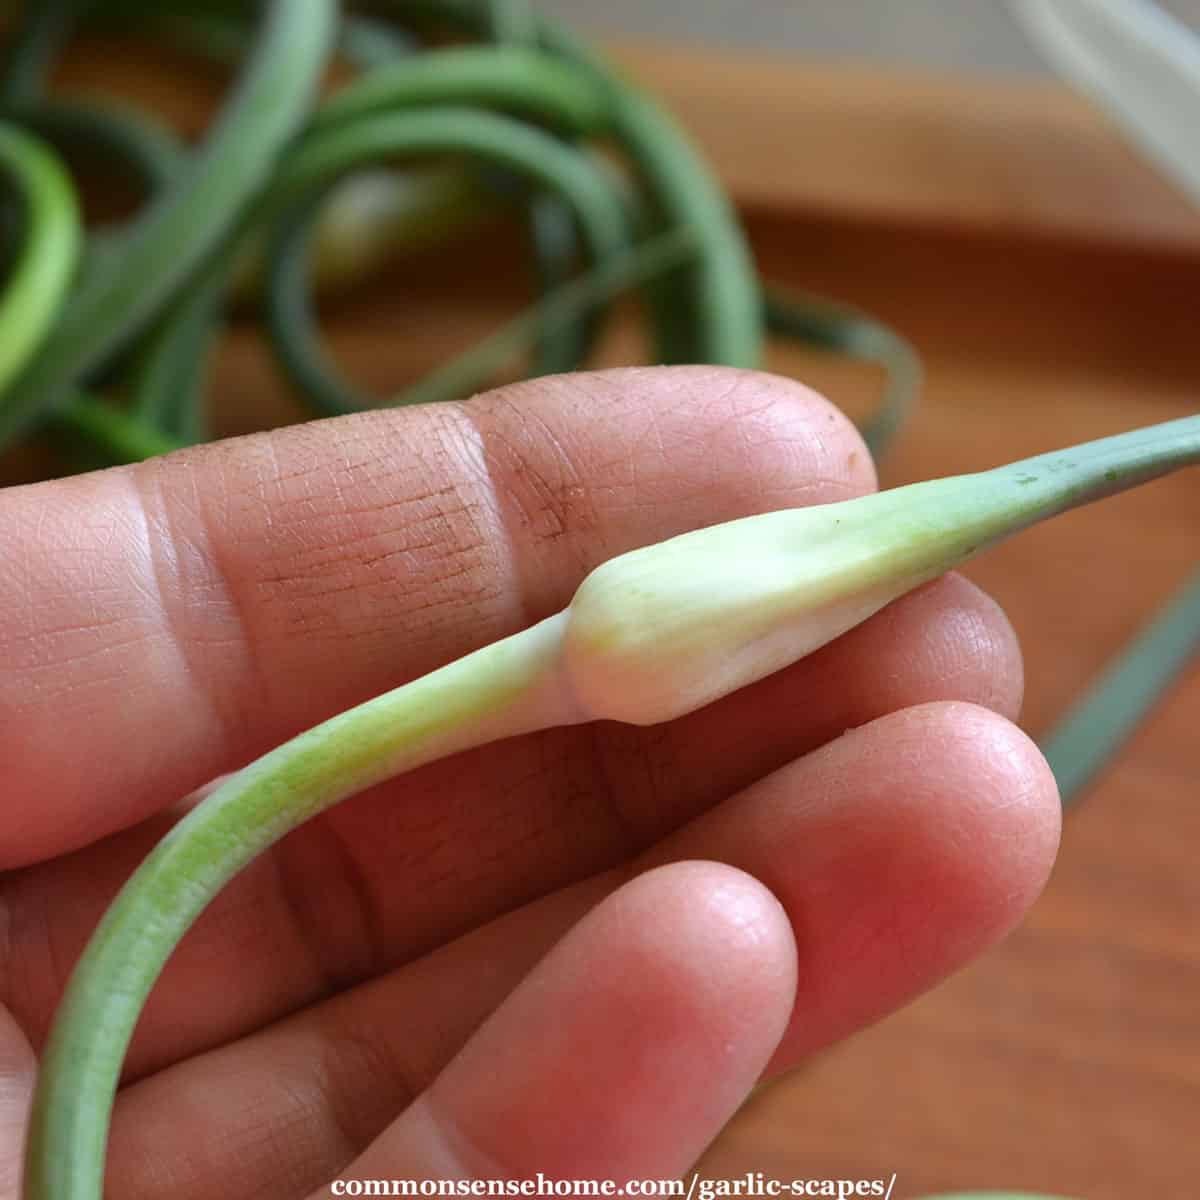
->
[560,480,988,726]
[559,416,1200,727]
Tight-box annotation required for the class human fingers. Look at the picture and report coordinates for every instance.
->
[314,862,796,1191]
[100,704,1057,1199]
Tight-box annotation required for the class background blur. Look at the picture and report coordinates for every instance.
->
[542,0,1200,72]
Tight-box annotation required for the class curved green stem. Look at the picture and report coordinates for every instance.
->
[90,2,415,72]
[525,190,595,376]
[265,42,618,410]
[483,0,604,382]
[263,188,631,417]
[0,122,82,393]
[261,106,632,413]
[1040,563,1200,804]
[765,288,922,460]
[0,0,337,450]
[52,392,184,464]
[385,0,766,367]
[313,45,609,137]
[0,0,81,103]
[391,225,697,409]
[481,4,599,380]
[338,16,420,69]
[590,74,764,367]
[0,97,188,297]
[128,274,224,443]
[0,96,186,198]
[23,613,574,1200]
[231,164,498,301]
[266,107,628,255]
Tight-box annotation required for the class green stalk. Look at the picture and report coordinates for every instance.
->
[232,165,499,301]
[127,275,223,444]
[311,45,609,137]
[268,221,692,418]
[0,98,188,303]
[264,107,628,258]
[338,16,419,69]
[532,10,766,367]
[391,226,697,409]
[256,105,631,413]
[593,77,764,367]
[765,288,922,460]
[24,416,1200,1197]
[90,3,415,72]
[1041,563,1200,803]
[0,0,337,449]
[0,0,81,103]
[482,0,599,381]
[486,0,537,45]
[51,392,183,464]
[562,416,1200,724]
[23,613,572,1200]
[0,123,81,393]
[263,47,621,413]
[524,191,595,377]
[378,1,765,366]
[0,98,186,198]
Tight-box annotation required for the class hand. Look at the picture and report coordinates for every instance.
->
[0,368,1059,1197]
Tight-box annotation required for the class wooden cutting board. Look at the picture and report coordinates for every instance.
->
[10,34,1200,1199]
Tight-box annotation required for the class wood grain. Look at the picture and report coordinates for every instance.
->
[6,36,1199,1200]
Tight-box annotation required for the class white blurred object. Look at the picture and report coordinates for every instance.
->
[1013,0,1200,203]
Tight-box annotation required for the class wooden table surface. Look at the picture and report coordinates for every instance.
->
[13,35,1200,1200]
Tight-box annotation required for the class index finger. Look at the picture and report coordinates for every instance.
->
[0,366,875,867]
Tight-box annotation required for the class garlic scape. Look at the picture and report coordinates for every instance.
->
[564,413,1200,724]
[23,413,1200,1200]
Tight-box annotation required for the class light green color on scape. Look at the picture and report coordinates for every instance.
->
[565,415,1200,724]
[0,123,80,392]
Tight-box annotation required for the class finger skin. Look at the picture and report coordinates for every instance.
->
[670,703,1060,1067]
[102,703,1058,1200]
[320,862,797,1187]
[0,366,873,868]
